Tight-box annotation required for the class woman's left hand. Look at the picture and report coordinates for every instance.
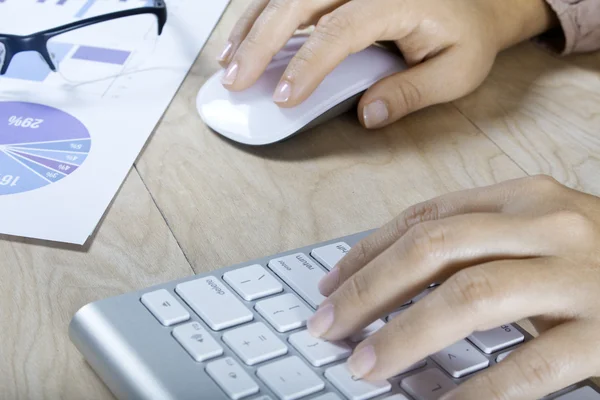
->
[308,175,600,400]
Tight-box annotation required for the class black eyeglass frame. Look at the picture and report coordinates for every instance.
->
[0,0,167,75]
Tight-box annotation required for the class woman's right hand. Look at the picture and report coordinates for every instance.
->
[218,0,558,129]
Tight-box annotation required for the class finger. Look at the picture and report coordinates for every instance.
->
[272,0,418,107]
[218,0,269,66]
[311,212,581,343]
[441,320,600,400]
[222,0,346,90]
[358,46,494,128]
[346,258,582,380]
[325,180,523,297]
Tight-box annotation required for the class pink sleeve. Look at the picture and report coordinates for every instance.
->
[543,0,600,54]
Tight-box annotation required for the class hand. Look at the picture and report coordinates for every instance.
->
[308,175,600,399]
[218,0,558,128]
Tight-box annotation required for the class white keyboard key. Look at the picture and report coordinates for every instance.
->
[289,330,352,367]
[468,324,524,354]
[311,242,351,270]
[313,394,343,400]
[555,387,600,400]
[256,293,313,333]
[223,265,283,301]
[222,322,288,365]
[257,356,325,400]
[325,363,391,400]
[175,277,253,331]
[400,368,456,400]
[431,340,489,378]
[350,319,386,343]
[206,357,259,400]
[268,253,326,308]
[172,321,223,362]
[495,350,513,363]
[141,289,190,326]
[382,395,410,400]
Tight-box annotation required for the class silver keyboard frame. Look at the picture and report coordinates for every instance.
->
[70,230,600,400]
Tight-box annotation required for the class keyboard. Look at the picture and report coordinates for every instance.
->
[69,231,600,400]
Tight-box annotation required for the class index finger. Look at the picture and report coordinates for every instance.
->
[274,0,412,106]
[222,0,346,91]
[218,0,269,67]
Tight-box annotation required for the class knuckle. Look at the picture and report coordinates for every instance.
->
[468,373,510,400]
[546,210,596,244]
[405,221,448,262]
[391,77,423,113]
[343,240,369,269]
[264,0,303,19]
[401,200,442,231]
[527,174,562,193]
[315,12,351,45]
[443,268,496,315]
[517,348,562,388]
[343,273,376,309]
[290,44,317,67]
[266,0,295,12]
[386,313,413,341]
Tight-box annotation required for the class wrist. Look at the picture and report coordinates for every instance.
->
[489,0,560,50]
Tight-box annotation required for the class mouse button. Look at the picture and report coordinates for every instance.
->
[245,101,298,143]
[200,98,253,139]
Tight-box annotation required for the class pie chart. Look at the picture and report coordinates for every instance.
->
[0,101,90,195]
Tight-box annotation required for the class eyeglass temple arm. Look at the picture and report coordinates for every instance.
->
[38,2,167,39]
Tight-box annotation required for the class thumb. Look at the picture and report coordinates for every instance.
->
[358,48,489,128]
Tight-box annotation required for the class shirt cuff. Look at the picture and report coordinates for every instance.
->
[541,0,600,55]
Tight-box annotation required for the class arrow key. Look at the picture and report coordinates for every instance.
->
[431,340,489,378]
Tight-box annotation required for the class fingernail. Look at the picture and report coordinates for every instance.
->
[348,345,377,379]
[363,100,389,128]
[221,61,238,86]
[318,267,339,296]
[217,41,233,62]
[307,303,334,337]
[273,80,292,103]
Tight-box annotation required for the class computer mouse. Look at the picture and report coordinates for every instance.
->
[196,35,406,145]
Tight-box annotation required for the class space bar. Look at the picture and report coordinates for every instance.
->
[267,253,326,309]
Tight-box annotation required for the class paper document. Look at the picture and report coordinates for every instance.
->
[0,0,229,244]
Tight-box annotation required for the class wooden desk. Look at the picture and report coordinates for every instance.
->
[1,1,599,398]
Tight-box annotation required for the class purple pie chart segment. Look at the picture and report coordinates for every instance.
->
[0,101,91,195]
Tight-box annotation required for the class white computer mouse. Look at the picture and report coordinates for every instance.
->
[196,35,406,145]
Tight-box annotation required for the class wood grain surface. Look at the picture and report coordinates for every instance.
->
[1,0,599,398]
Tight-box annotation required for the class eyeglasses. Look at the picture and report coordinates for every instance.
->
[0,0,167,83]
